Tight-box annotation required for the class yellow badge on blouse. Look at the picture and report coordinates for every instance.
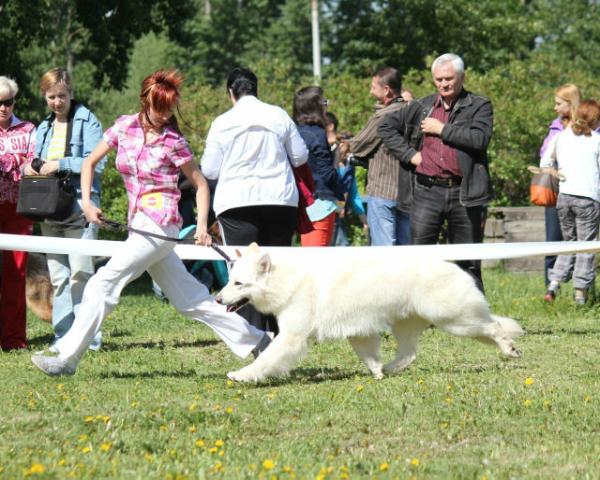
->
[140,192,164,210]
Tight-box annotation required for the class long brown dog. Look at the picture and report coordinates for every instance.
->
[0,251,53,322]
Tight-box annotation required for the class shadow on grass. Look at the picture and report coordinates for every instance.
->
[525,327,600,335]
[101,338,219,352]
[99,368,199,379]
[28,333,56,348]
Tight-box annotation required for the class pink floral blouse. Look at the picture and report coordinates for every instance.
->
[0,116,35,204]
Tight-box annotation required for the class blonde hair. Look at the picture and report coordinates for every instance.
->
[555,83,581,126]
[40,68,73,97]
[0,76,18,98]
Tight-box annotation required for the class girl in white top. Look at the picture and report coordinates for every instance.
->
[541,100,600,304]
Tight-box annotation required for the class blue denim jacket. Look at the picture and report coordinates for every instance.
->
[35,103,106,197]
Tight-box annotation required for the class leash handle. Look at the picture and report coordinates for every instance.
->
[101,218,233,263]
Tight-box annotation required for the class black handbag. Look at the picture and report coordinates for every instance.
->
[16,172,75,221]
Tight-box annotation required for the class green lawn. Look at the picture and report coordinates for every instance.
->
[1,269,599,479]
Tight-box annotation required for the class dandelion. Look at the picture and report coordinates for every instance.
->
[159,425,168,431]
[356,385,364,392]
[282,466,293,473]
[410,458,420,468]
[584,395,591,403]
[195,439,205,448]
[189,425,197,433]
[57,384,64,391]
[100,415,111,423]
[188,402,198,412]
[215,439,225,447]
[144,453,153,462]
[209,447,218,454]
[131,401,138,408]
[100,442,112,452]
[226,406,234,414]
[82,446,92,454]
[417,378,425,385]
[84,416,94,423]
[219,450,225,457]
[24,463,46,476]
[226,379,234,387]
[262,459,275,470]
[524,377,535,386]
[446,396,453,404]
[58,459,66,466]
[78,434,88,442]
[523,399,532,407]
[543,400,551,408]
[380,462,390,471]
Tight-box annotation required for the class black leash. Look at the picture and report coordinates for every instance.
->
[102,218,234,263]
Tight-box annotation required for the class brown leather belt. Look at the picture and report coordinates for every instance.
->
[416,173,462,188]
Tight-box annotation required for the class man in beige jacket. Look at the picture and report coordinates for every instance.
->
[343,67,412,245]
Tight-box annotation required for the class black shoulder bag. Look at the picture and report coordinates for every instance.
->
[17,108,76,222]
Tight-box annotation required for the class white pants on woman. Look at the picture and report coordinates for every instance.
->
[56,212,264,365]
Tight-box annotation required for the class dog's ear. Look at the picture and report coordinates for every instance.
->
[257,252,271,276]
[247,242,260,254]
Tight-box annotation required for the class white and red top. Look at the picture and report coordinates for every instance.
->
[0,115,35,204]
[103,114,194,227]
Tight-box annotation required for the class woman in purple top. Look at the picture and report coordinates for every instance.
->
[539,84,580,291]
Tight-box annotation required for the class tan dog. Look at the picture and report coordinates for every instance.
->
[0,251,53,322]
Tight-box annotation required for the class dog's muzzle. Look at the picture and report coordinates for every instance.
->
[215,295,249,313]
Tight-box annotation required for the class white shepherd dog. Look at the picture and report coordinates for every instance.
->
[217,243,523,383]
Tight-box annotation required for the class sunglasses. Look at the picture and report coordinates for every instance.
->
[0,98,15,107]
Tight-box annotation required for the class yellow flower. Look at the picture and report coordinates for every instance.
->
[282,466,293,473]
[189,425,197,433]
[131,401,138,408]
[523,399,532,407]
[524,377,535,386]
[226,379,234,387]
[188,402,198,412]
[24,463,46,476]
[215,439,225,447]
[58,459,66,466]
[543,400,551,408]
[410,458,420,467]
[83,416,94,423]
[82,446,92,454]
[356,385,364,392]
[144,453,153,462]
[417,378,425,385]
[100,442,112,452]
[78,434,88,442]
[380,462,390,471]
[262,459,276,470]
[195,439,205,448]
[226,406,234,414]
[584,395,591,403]
[100,415,111,423]
[209,447,218,454]
[57,384,64,391]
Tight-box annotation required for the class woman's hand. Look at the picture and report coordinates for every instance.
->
[23,164,38,176]
[194,226,212,246]
[40,160,59,176]
[83,203,104,225]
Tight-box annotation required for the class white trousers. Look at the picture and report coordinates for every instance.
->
[56,212,264,365]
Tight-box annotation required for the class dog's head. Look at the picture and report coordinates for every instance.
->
[215,243,272,313]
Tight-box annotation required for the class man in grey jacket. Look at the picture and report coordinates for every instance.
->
[378,53,493,292]
[344,67,412,245]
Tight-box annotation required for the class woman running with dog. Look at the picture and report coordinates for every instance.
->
[32,69,271,376]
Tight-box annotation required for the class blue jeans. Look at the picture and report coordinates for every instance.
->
[367,196,411,246]
[410,181,485,293]
[41,200,102,350]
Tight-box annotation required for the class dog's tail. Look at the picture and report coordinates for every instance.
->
[489,315,524,357]
[26,274,53,323]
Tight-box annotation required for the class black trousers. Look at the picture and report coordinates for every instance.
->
[217,205,297,334]
[411,181,485,293]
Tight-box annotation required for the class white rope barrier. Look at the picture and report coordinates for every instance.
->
[2,233,600,263]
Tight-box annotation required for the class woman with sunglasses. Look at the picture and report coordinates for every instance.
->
[31,69,270,376]
[0,76,35,350]
[293,87,349,246]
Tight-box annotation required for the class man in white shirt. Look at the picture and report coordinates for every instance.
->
[201,67,308,334]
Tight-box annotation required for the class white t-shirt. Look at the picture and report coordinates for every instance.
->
[201,96,308,216]
[541,127,600,202]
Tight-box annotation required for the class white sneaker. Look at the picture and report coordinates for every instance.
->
[31,354,77,377]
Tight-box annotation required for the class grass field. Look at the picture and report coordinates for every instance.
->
[1,268,599,479]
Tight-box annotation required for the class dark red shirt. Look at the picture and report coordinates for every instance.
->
[416,96,462,178]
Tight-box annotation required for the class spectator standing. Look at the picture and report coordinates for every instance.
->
[0,76,35,350]
[542,100,600,305]
[31,69,271,376]
[294,86,347,246]
[35,68,105,351]
[325,112,368,246]
[539,84,581,287]
[343,67,411,246]
[201,67,308,334]
[379,53,493,292]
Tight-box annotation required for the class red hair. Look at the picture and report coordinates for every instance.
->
[139,69,183,132]
[573,99,600,136]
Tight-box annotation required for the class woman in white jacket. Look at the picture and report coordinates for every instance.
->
[541,100,600,304]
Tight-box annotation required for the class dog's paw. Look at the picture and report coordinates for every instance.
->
[227,368,260,383]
